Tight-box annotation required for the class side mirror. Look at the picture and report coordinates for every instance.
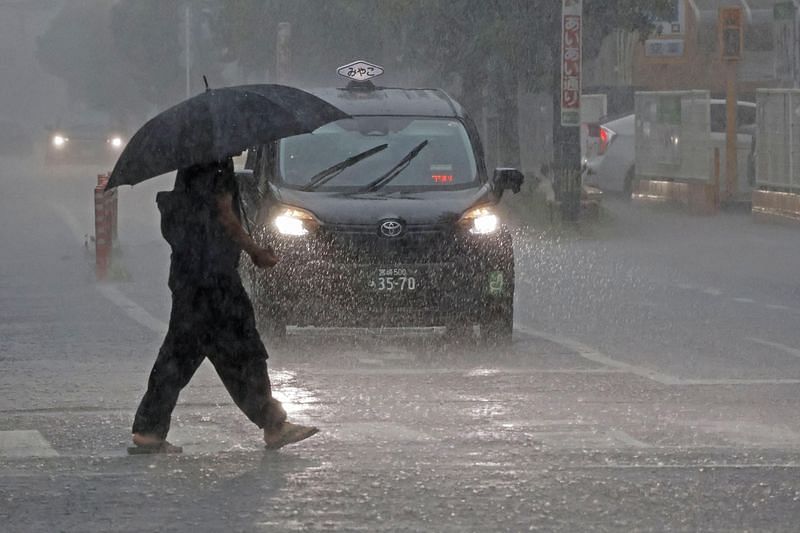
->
[493,168,524,195]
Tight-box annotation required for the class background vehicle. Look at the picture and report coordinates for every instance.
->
[45,109,127,166]
[240,81,523,343]
[585,100,756,195]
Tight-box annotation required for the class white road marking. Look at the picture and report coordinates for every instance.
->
[732,298,756,304]
[675,283,695,291]
[701,287,723,296]
[517,326,800,386]
[573,463,800,470]
[493,418,649,449]
[95,286,800,386]
[331,422,432,443]
[517,326,682,385]
[0,430,59,458]
[96,284,168,334]
[765,304,793,311]
[747,337,800,360]
[608,430,650,449]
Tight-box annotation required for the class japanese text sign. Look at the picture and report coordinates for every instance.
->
[561,0,582,127]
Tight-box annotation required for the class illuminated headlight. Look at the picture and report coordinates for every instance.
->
[272,206,318,236]
[461,206,499,235]
[109,136,124,149]
[52,135,67,148]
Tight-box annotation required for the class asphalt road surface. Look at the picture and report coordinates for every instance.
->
[2,159,799,532]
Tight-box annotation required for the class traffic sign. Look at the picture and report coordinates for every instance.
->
[561,0,582,127]
[719,7,742,61]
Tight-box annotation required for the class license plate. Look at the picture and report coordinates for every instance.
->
[369,267,418,292]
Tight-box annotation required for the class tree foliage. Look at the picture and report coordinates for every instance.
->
[37,0,673,138]
[35,0,143,121]
[109,0,185,109]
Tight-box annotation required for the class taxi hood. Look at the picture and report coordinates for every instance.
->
[271,184,494,226]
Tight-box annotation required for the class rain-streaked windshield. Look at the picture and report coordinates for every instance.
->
[279,117,478,190]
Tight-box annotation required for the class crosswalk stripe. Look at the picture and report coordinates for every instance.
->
[0,430,59,458]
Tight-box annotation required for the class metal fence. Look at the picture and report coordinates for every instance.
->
[635,90,712,183]
[756,89,800,191]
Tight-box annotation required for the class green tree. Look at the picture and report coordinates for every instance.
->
[109,0,185,108]
[211,0,670,169]
[36,0,144,121]
[383,1,672,167]
[208,0,389,85]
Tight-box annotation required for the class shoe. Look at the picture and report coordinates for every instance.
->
[128,433,183,454]
[264,422,319,450]
[127,441,183,454]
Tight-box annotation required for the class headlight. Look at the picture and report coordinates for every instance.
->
[460,206,499,235]
[271,206,318,236]
[52,135,67,148]
[109,136,124,149]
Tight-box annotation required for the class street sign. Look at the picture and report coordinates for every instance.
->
[561,0,582,127]
[719,7,742,61]
[337,60,384,82]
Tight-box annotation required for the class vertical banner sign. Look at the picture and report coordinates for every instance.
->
[561,0,582,127]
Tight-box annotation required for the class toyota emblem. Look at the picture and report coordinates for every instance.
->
[379,220,403,238]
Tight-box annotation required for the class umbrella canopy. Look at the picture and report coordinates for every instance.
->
[106,84,348,190]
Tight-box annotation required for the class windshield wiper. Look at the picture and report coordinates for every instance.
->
[359,140,429,193]
[301,144,388,191]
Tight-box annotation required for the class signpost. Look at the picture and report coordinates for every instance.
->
[560,0,582,127]
[554,0,582,221]
[719,7,742,203]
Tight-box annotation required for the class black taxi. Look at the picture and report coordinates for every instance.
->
[240,65,523,343]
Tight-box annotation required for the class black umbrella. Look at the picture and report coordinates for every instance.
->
[105,84,348,190]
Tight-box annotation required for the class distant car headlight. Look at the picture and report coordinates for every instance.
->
[271,205,318,236]
[109,136,124,149]
[52,135,67,148]
[460,206,499,235]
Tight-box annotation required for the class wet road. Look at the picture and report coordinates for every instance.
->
[2,160,800,532]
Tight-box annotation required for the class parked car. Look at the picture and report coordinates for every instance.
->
[585,100,756,195]
[239,76,523,344]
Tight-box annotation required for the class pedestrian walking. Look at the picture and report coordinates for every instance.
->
[129,159,318,453]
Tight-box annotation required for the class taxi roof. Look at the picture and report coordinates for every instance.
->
[308,84,465,119]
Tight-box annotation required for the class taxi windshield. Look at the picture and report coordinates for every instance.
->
[278,117,478,191]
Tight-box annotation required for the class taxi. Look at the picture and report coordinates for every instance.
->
[241,62,523,343]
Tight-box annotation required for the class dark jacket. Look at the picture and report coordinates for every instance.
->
[156,160,242,289]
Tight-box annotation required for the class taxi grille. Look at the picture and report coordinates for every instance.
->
[318,224,460,263]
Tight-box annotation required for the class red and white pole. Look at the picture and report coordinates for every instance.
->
[94,174,117,280]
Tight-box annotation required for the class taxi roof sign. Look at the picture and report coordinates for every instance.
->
[337,60,384,82]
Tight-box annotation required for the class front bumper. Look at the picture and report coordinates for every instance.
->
[245,227,514,327]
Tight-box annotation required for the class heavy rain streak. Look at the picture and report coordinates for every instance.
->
[3,1,800,531]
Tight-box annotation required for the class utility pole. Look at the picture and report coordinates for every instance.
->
[185,3,192,98]
[553,0,583,221]
[276,22,291,84]
[720,6,742,204]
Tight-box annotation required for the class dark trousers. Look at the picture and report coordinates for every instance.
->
[132,277,286,439]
